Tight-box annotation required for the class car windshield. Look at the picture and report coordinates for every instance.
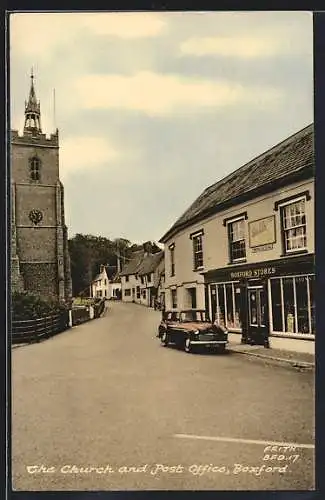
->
[166,312,180,322]
[180,310,209,322]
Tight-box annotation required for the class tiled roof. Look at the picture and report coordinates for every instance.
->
[160,124,314,242]
[120,251,144,276]
[138,251,164,275]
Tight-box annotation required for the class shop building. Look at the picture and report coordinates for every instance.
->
[159,124,314,353]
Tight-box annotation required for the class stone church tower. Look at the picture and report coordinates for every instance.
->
[11,71,72,303]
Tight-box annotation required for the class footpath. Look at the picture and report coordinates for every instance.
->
[227,337,314,370]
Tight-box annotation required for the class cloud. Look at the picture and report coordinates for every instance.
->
[72,71,282,116]
[9,12,166,60]
[59,136,120,179]
[179,20,313,60]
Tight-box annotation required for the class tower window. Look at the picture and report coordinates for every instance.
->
[29,157,41,181]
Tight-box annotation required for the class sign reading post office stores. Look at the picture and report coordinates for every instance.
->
[248,216,276,249]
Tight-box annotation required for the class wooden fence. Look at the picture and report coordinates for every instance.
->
[12,312,69,345]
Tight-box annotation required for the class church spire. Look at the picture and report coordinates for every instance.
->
[24,69,42,134]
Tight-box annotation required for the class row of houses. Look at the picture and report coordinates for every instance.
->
[158,124,314,354]
[91,245,165,308]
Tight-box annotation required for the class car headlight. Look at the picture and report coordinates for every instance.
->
[194,330,199,335]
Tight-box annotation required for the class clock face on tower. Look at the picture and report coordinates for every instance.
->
[29,209,43,225]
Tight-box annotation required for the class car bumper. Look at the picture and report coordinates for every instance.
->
[191,340,228,345]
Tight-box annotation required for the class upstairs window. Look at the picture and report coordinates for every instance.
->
[227,218,246,262]
[191,231,204,269]
[147,273,152,283]
[169,244,175,276]
[171,288,177,309]
[281,199,307,254]
[125,275,129,282]
[29,156,41,181]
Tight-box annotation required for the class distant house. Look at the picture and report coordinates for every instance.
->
[120,251,144,303]
[137,251,164,307]
[91,264,121,300]
[120,245,164,307]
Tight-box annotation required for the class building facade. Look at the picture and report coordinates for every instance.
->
[11,72,72,303]
[120,248,164,307]
[160,125,314,353]
[91,265,121,299]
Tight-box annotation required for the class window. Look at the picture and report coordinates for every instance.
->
[193,234,204,269]
[228,218,246,262]
[142,289,146,299]
[124,288,131,296]
[210,282,241,330]
[171,288,177,309]
[104,279,107,285]
[136,286,140,299]
[125,275,129,282]
[170,245,175,276]
[29,156,41,181]
[147,273,152,283]
[270,275,314,335]
[281,199,307,254]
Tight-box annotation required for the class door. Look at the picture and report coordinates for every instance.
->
[247,287,269,346]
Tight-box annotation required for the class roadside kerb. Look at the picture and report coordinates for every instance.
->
[228,346,315,370]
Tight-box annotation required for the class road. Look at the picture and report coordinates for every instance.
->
[11,301,315,491]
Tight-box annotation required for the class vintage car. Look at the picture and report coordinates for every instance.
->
[158,309,228,353]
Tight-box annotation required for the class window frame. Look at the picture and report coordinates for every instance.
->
[190,230,204,270]
[29,156,41,182]
[171,288,177,309]
[278,196,308,255]
[169,243,175,277]
[226,216,247,263]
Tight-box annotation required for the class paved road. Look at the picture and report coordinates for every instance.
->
[12,301,315,491]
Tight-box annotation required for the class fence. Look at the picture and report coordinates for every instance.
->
[12,312,69,345]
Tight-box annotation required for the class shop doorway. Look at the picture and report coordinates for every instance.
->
[247,286,269,346]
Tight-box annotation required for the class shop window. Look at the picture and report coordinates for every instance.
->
[270,279,283,331]
[29,156,41,181]
[124,288,131,296]
[136,286,140,299]
[171,289,177,309]
[270,275,314,335]
[213,282,241,330]
[227,218,246,262]
[216,284,226,327]
[281,199,307,254]
[142,289,146,299]
[192,233,204,269]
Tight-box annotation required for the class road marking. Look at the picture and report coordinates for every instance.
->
[174,434,314,449]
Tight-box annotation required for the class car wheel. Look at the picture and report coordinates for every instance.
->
[161,331,169,346]
[184,336,193,353]
[217,344,226,354]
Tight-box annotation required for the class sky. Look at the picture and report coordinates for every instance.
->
[10,11,313,244]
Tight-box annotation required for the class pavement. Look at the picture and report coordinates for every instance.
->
[227,340,315,371]
[11,301,315,491]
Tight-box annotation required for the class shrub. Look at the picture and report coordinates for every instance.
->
[11,291,68,321]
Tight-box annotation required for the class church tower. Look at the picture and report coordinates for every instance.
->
[11,71,72,303]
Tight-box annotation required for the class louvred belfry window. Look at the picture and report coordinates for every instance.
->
[29,157,41,181]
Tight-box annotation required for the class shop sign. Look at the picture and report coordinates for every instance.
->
[251,243,274,253]
[230,267,276,279]
[249,216,276,248]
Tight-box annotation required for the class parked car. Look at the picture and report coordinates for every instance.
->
[157,309,228,353]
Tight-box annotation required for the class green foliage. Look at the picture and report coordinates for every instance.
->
[12,291,67,321]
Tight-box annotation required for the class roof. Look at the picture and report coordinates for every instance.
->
[92,265,117,283]
[138,251,164,275]
[120,250,164,276]
[159,124,314,243]
[120,251,144,276]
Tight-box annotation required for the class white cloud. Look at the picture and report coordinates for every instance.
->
[59,136,120,179]
[72,71,283,116]
[179,20,313,59]
[9,12,166,60]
